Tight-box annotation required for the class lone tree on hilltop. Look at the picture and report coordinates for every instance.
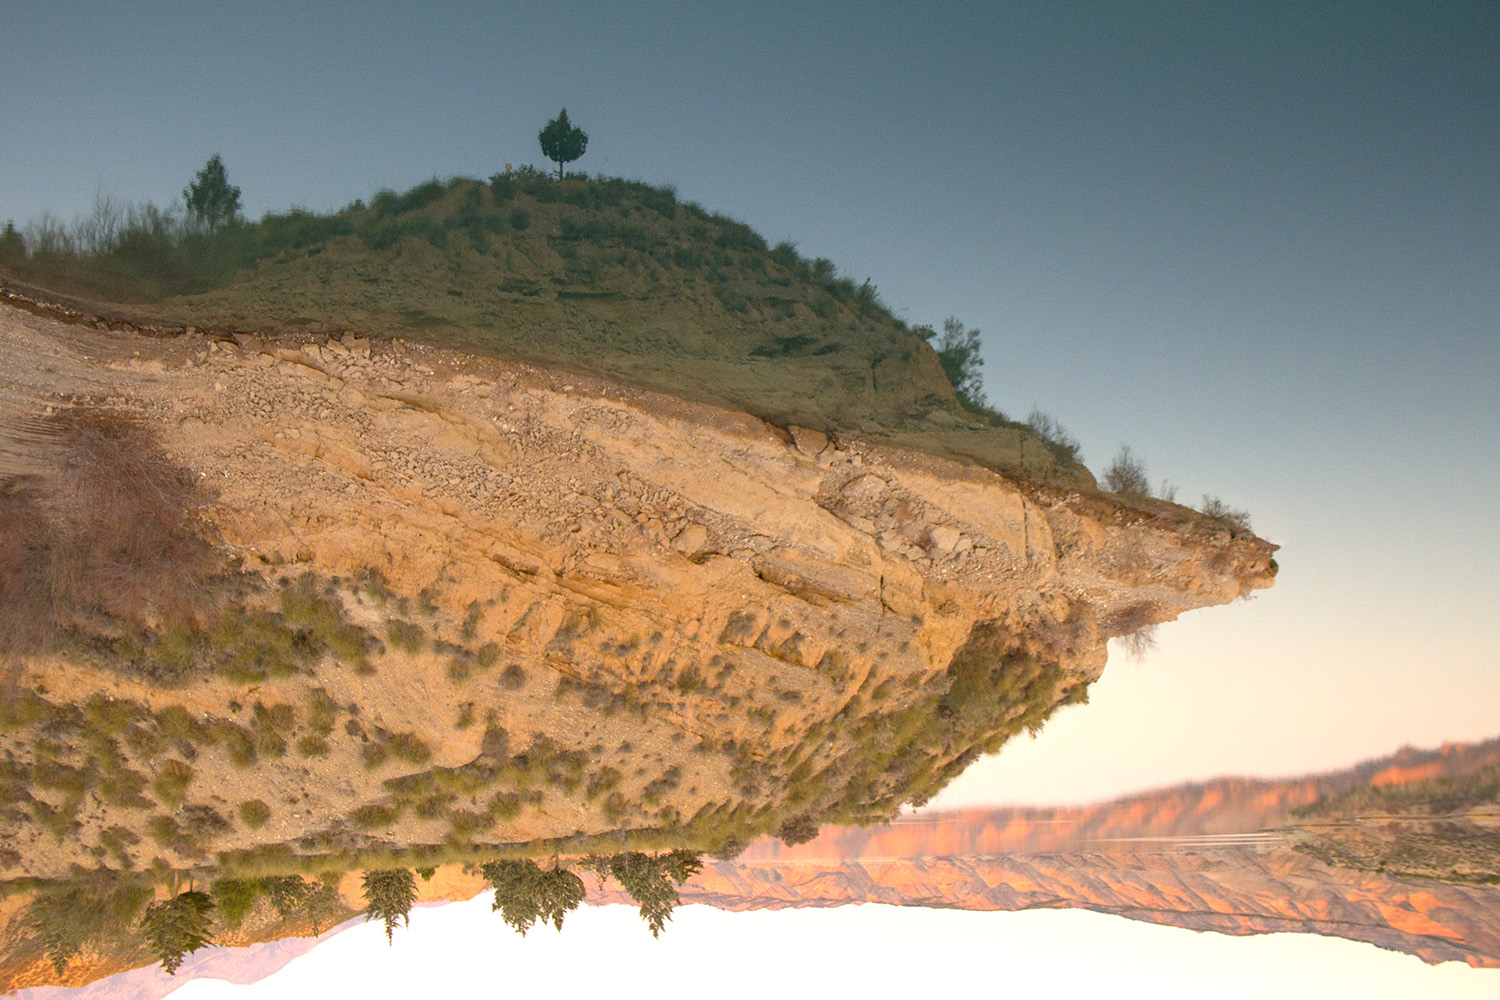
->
[183,154,241,233]
[538,109,588,181]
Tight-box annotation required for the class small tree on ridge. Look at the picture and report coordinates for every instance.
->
[183,154,241,233]
[538,109,588,181]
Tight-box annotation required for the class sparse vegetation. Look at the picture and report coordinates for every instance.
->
[1200,494,1252,531]
[1104,603,1159,661]
[1025,407,1083,466]
[386,619,426,655]
[1103,446,1150,496]
[0,409,222,660]
[0,160,1281,992]
[0,171,1097,486]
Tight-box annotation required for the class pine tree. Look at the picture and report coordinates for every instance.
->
[538,109,589,181]
[183,154,241,233]
[935,317,986,410]
[140,891,216,975]
[361,868,417,945]
[482,859,586,935]
[609,851,703,938]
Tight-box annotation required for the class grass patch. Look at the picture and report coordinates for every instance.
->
[239,799,272,829]
[152,759,195,808]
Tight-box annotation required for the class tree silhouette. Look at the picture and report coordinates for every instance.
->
[140,891,216,975]
[361,868,417,945]
[482,859,586,935]
[538,109,588,181]
[183,154,241,233]
[608,850,704,938]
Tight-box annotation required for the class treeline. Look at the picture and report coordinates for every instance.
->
[22,851,704,978]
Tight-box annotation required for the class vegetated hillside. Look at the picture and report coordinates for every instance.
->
[0,172,1089,486]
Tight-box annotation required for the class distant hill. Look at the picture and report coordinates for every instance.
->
[0,172,1093,486]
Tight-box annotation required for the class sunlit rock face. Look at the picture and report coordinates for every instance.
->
[0,297,1276,885]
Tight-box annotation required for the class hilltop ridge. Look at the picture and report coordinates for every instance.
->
[1,172,1095,488]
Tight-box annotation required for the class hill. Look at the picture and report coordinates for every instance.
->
[0,171,1277,985]
[1,172,1093,486]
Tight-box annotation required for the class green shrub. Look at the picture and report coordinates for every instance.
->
[297,735,331,757]
[351,802,401,829]
[362,741,390,769]
[211,879,261,931]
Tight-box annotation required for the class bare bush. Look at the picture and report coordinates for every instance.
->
[1103,603,1158,661]
[1025,407,1083,465]
[1200,494,1252,531]
[1103,446,1150,496]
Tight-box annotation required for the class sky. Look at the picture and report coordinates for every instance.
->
[4,1,1499,992]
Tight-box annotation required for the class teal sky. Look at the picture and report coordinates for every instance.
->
[4,3,1499,988]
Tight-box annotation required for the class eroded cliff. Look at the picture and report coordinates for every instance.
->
[0,291,1274,894]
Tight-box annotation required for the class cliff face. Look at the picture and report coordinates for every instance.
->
[0,296,1275,881]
